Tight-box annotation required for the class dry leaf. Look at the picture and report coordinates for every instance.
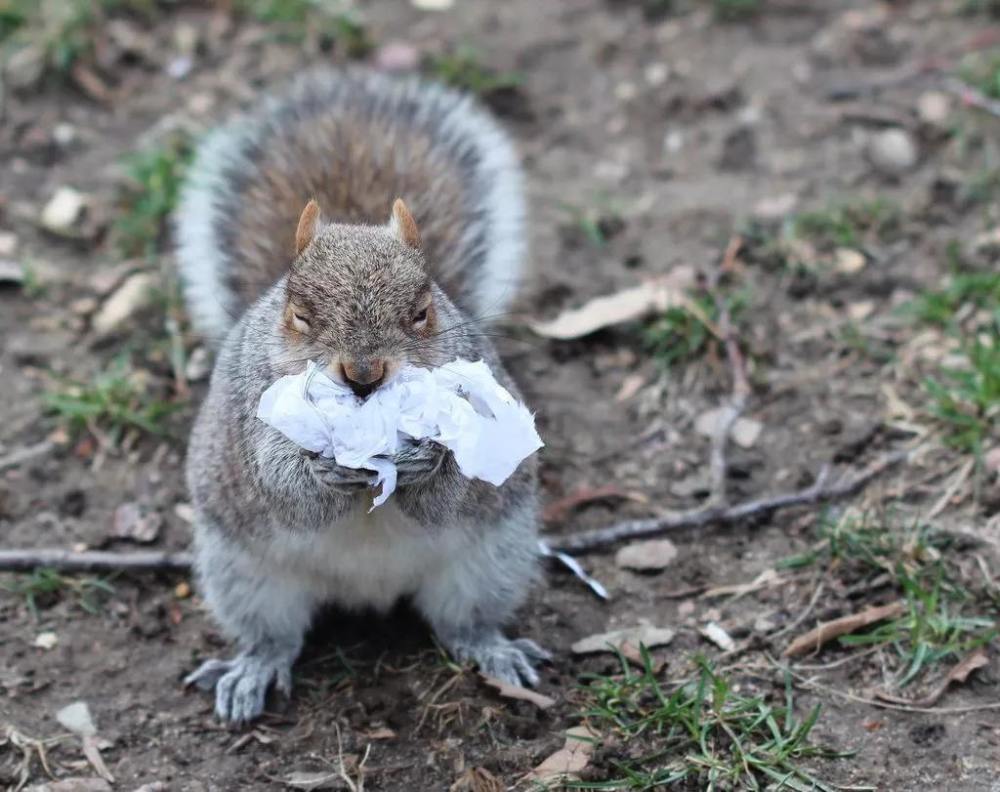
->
[784,601,905,657]
[572,624,675,655]
[615,539,678,571]
[526,725,598,785]
[874,648,989,707]
[283,770,350,790]
[25,779,111,792]
[362,726,396,740]
[56,702,113,783]
[614,373,646,402]
[700,621,736,651]
[450,767,503,792]
[531,268,696,340]
[481,675,555,710]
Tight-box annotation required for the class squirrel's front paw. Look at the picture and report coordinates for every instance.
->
[394,440,448,486]
[185,652,293,724]
[304,452,376,490]
[450,632,551,688]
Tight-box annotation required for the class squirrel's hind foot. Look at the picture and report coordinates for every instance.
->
[185,651,293,724]
[450,632,552,688]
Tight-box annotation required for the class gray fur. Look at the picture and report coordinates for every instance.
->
[176,71,544,724]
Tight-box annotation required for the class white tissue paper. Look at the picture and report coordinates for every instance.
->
[257,359,543,509]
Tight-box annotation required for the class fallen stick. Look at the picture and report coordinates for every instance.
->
[545,449,910,554]
[783,600,905,658]
[0,441,55,472]
[0,549,193,573]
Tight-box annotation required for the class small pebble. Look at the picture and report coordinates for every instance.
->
[867,127,918,175]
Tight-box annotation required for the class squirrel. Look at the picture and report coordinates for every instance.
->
[173,69,549,723]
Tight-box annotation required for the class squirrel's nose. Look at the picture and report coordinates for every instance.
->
[341,359,386,398]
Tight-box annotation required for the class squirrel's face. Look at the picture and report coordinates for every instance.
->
[281,199,444,398]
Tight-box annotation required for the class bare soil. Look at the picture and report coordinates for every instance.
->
[2,1,999,790]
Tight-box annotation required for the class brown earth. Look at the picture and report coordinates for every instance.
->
[2,1,999,790]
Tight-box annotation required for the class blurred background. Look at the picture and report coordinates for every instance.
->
[1,1,998,789]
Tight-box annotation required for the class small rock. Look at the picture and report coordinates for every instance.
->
[0,260,23,285]
[111,502,163,544]
[166,55,194,80]
[615,538,678,571]
[917,91,951,128]
[644,63,669,87]
[91,271,159,338]
[834,247,866,274]
[52,123,77,147]
[40,187,89,237]
[185,346,212,382]
[34,631,58,650]
[411,0,453,8]
[695,407,763,449]
[0,231,18,256]
[663,129,684,154]
[373,40,420,72]
[867,128,917,175]
[174,581,191,599]
[730,418,763,449]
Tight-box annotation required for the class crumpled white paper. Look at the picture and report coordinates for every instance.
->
[257,359,543,509]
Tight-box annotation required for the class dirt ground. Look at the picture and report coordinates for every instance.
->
[2,1,999,790]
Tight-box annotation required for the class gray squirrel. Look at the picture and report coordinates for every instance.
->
[174,70,548,724]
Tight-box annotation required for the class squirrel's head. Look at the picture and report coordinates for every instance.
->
[282,198,443,398]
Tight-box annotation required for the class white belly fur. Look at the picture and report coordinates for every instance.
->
[259,501,466,613]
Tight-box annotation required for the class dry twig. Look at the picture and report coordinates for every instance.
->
[0,549,193,573]
[547,449,910,554]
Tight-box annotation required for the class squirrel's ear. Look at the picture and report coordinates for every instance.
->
[389,198,421,250]
[295,199,322,257]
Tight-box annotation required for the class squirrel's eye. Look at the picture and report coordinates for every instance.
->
[291,312,311,333]
[412,307,429,329]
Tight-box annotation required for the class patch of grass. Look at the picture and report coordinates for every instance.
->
[1,568,115,618]
[233,0,371,57]
[839,570,996,689]
[570,651,848,790]
[113,135,193,258]
[45,353,177,444]
[425,46,522,98]
[926,329,1000,454]
[911,271,1000,327]
[781,513,997,692]
[792,198,900,251]
[644,289,747,369]
[712,0,760,21]
[959,47,1000,99]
